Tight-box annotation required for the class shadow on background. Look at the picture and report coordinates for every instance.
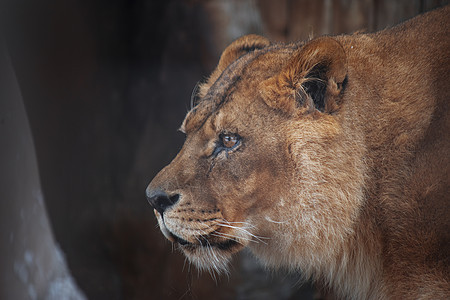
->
[1,0,447,299]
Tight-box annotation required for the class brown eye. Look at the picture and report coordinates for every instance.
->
[222,134,238,148]
[212,133,241,157]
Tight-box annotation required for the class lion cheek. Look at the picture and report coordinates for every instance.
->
[245,222,297,269]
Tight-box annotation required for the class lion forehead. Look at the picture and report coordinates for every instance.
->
[182,47,293,134]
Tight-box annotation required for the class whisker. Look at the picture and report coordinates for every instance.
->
[217,220,257,228]
[177,287,190,300]
[265,216,289,224]
[211,231,256,244]
[204,239,227,278]
[210,233,246,245]
[190,81,201,110]
[215,222,270,244]
[194,235,203,246]
[182,257,188,273]
[216,224,269,242]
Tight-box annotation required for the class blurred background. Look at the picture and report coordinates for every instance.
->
[1,0,448,299]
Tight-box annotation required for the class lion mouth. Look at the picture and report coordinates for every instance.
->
[169,232,239,251]
[155,212,246,272]
[155,210,241,252]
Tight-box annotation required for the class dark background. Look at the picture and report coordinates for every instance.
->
[2,0,448,299]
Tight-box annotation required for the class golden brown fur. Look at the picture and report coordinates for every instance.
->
[147,6,450,299]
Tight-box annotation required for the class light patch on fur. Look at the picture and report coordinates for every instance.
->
[244,112,374,298]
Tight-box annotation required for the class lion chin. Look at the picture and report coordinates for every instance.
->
[146,6,450,300]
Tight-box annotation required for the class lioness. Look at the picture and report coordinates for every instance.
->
[146,6,449,299]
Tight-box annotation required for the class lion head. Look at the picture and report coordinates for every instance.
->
[146,34,366,275]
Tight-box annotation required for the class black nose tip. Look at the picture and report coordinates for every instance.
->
[146,189,180,214]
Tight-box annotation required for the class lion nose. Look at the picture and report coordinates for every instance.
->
[146,189,180,214]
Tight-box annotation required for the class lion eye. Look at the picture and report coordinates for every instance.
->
[221,134,239,148]
[212,133,241,157]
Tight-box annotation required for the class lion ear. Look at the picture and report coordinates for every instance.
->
[216,34,270,73]
[198,35,270,98]
[261,37,347,114]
